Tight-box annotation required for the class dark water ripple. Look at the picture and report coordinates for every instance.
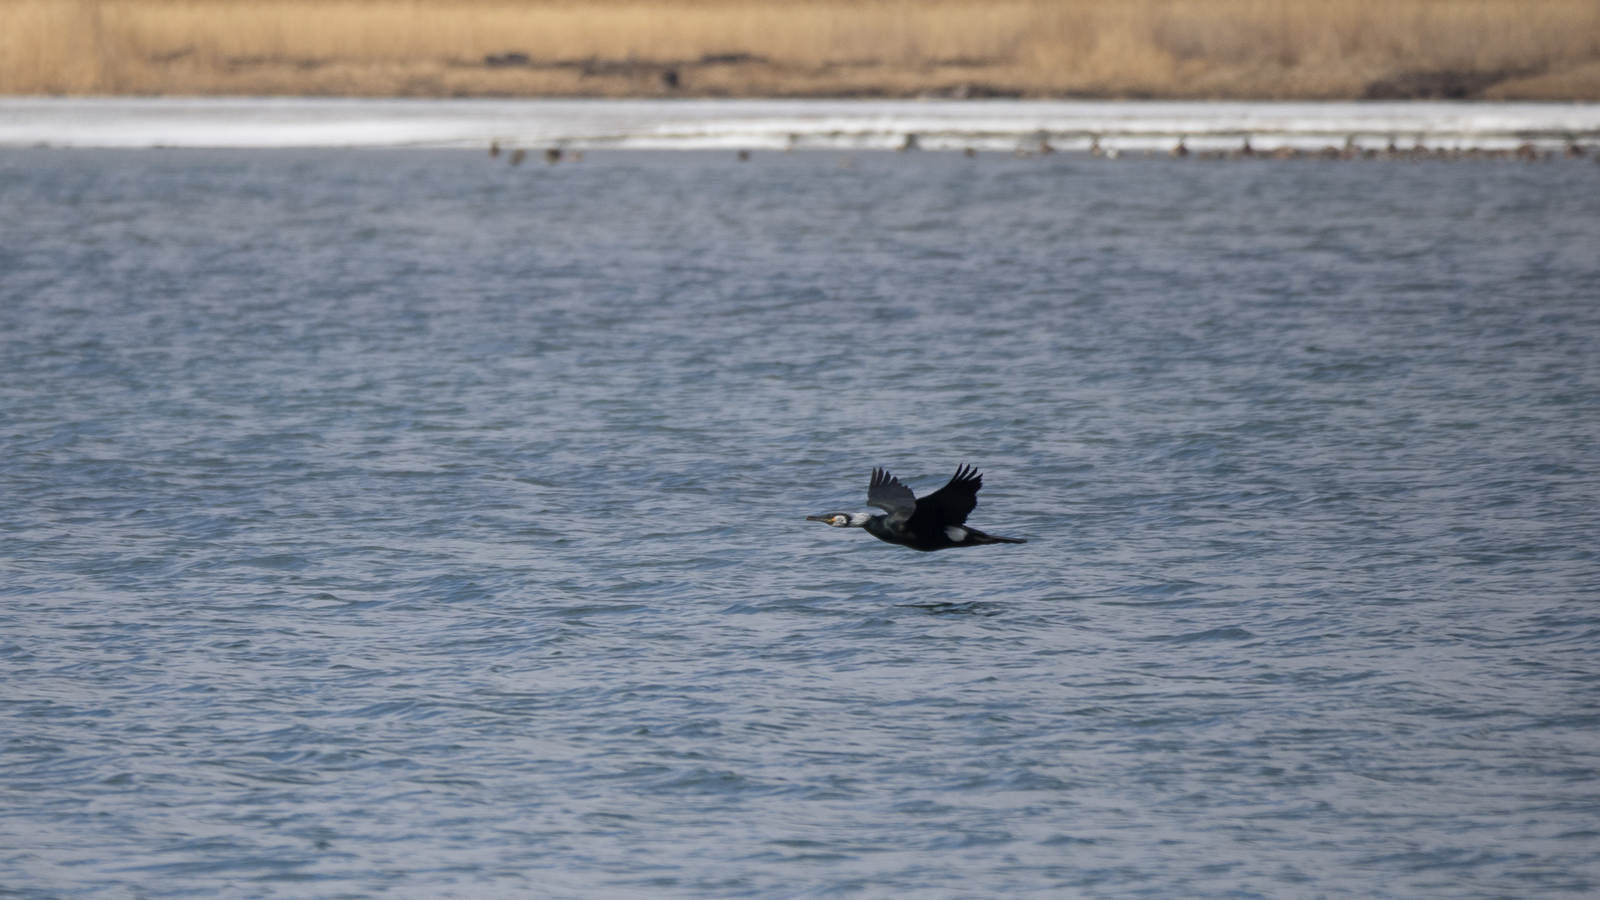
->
[2,149,1599,898]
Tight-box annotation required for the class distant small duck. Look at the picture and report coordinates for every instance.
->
[808,466,1027,552]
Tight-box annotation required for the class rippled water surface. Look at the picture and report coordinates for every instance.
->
[3,149,1599,898]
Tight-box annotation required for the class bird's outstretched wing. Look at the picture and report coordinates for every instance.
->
[867,468,917,526]
[908,465,983,529]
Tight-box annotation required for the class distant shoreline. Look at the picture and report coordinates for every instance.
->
[4,1,1599,102]
[6,97,1598,155]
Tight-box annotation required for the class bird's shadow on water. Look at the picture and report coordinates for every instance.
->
[893,600,1003,617]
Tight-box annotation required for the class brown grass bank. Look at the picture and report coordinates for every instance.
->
[4,0,1599,100]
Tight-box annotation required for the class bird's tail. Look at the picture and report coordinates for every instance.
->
[969,528,1026,545]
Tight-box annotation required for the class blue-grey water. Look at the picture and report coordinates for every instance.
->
[3,148,1599,899]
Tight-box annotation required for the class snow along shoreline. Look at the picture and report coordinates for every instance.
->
[4,97,1599,153]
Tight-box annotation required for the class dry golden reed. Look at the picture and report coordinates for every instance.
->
[3,0,1599,100]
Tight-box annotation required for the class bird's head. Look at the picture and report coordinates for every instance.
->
[806,512,869,528]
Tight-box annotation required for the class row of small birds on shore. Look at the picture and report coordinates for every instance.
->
[489,138,1595,164]
[1161,139,1595,162]
[489,143,581,165]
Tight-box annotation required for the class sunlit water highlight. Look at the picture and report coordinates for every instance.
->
[2,148,1599,898]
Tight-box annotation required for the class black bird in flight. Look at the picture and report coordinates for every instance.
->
[807,465,1027,552]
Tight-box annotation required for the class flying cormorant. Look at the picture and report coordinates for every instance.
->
[807,465,1027,552]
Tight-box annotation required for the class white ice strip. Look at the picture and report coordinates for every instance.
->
[3,97,1599,150]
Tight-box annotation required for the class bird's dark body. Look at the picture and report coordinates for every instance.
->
[808,465,1027,552]
[861,515,1022,552]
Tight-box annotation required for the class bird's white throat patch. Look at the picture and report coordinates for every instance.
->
[945,526,968,541]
